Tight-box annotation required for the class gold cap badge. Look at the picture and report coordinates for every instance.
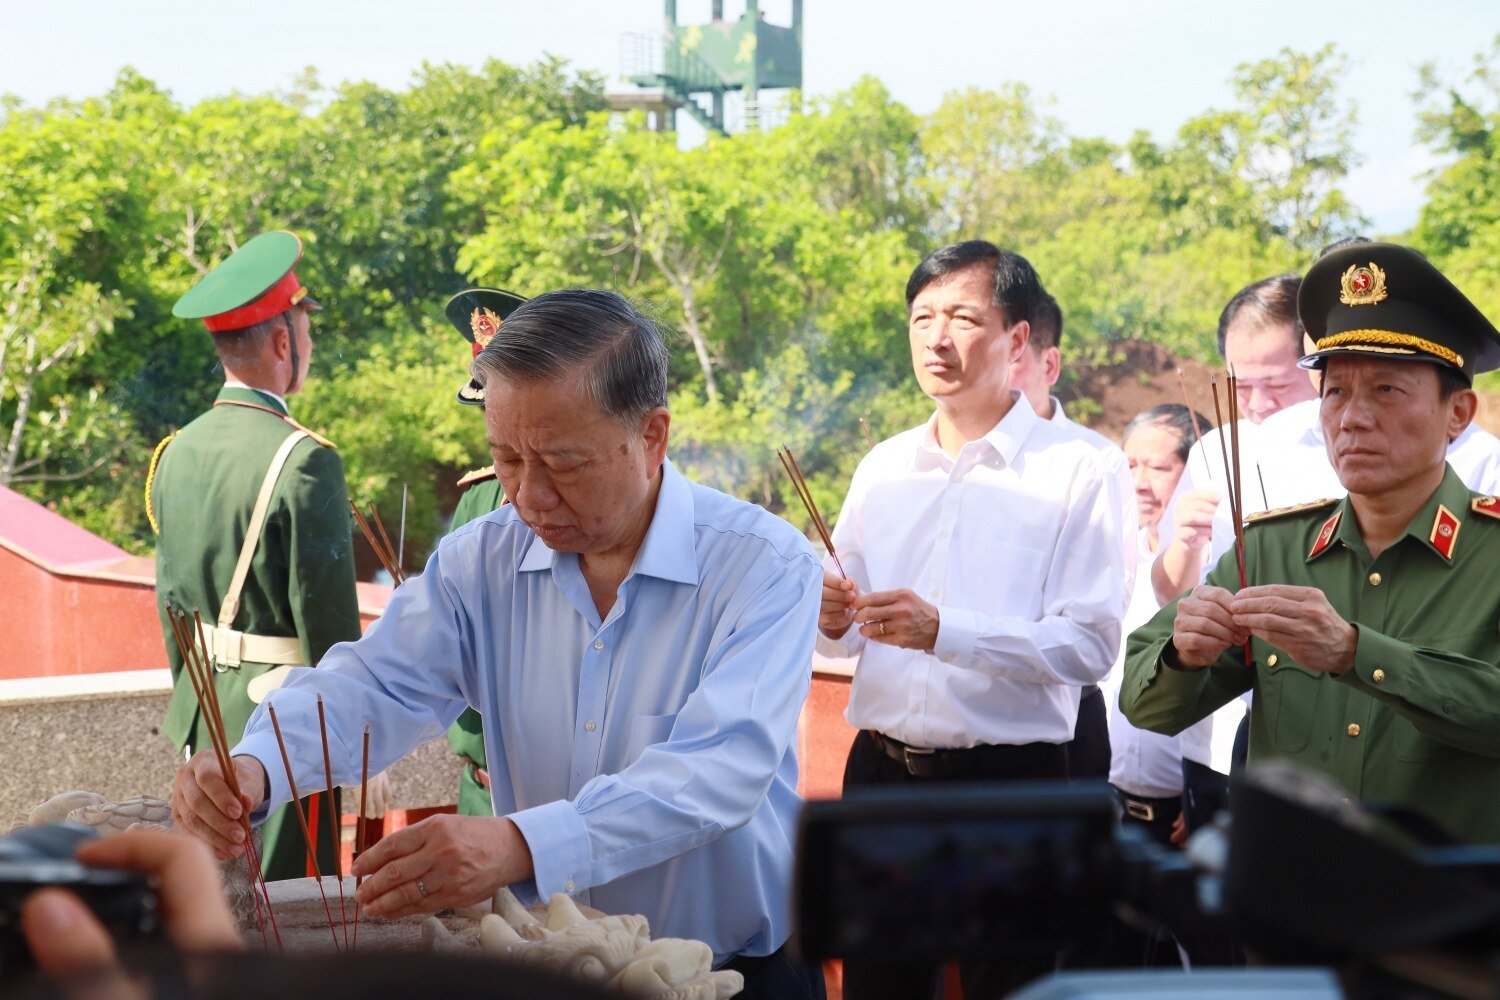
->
[1339,263,1388,307]
[470,307,503,347]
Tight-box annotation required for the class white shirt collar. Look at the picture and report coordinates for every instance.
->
[914,391,1038,471]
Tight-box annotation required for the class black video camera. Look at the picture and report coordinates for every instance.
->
[0,823,160,981]
[792,781,1203,964]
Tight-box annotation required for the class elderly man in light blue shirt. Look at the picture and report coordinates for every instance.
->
[171,289,824,997]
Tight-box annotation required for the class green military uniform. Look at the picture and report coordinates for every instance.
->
[439,287,525,817]
[151,232,360,878]
[1123,240,1500,843]
[1122,471,1500,841]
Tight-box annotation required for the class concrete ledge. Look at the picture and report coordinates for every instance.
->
[0,674,461,826]
[0,669,173,706]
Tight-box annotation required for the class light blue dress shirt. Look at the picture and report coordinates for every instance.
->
[235,460,822,961]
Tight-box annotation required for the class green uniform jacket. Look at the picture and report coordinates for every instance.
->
[1122,466,1500,843]
[443,469,505,816]
[151,385,361,875]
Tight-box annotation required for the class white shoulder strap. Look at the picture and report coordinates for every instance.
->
[218,430,310,629]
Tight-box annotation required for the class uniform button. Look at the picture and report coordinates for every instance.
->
[1372,669,1386,684]
[584,720,596,732]
[1266,654,1279,668]
[564,880,575,893]
[593,639,604,650]
[1368,572,1382,586]
[1347,723,1361,737]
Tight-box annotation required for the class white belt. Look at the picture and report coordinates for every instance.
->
[201,624,304,671]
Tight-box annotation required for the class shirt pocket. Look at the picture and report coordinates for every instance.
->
[625,711,679,764]
[1255,641,1324,753]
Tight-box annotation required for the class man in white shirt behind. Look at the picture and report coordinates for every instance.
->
[819,241,1129,1000]
[1149,273,1316,838]
[1008,291,1138,781]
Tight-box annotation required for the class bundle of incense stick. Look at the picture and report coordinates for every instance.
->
[165,606,281,952]
[350,498,405,585]
[1210,374,1252,668]
[353,722,371,952]
[776,445,845,578]
[267,702,342,952]
[316,695,349,949]
[1175,368,1214,479]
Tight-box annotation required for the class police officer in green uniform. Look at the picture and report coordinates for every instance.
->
[1123,241,1500,843]
[442,288,526,817]
[150,231,360,878]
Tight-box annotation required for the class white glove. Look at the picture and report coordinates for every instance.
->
[344,770,394,819]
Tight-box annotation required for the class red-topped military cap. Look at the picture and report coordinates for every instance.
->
[172,231,321,333]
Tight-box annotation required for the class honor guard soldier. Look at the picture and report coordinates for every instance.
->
[150,231,360,879]
[1123,242,1500,843]
[443,288,526,818]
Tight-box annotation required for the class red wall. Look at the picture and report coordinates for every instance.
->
[0,485,389,681]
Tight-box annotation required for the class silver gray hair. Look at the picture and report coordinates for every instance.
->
[470,289,669,423]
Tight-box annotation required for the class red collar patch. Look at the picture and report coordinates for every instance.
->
[1308,509,1342,560]
[1429,504,1461,560]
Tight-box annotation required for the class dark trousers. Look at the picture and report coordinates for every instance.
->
[1067,687,1110,781]
[1179,759,1239,967]
[1181,759,1231,834]
[840,730,1068,1000]
[1112,787,1180,848]
[722,944,826,1000]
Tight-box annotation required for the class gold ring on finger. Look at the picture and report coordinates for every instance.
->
[878,621,887,636]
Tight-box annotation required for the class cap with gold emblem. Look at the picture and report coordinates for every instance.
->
[444,288,527,405]
[1298,241,1500,381]
[172,231,321,332]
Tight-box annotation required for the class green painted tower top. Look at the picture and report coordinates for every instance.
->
[619,1,804,135]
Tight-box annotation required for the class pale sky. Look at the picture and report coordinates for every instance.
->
[6,1,1498,233]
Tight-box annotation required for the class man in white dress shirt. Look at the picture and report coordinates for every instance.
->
[1009,291,1138,780]
[819,241,1129,999]
[1149,273,1314,840]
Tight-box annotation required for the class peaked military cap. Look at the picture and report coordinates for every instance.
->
[1298,241,1500,381]
[444,288,527,405]
[172,231,321,332]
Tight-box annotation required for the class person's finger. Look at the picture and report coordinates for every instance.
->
[171,780,245,859]
[354,851,438,917]
[22,888,118,974]
[851,589,905,612]
[360,877,433,919]
[76,832,244,952]
[350,820,430,879]
[187,753,245,822]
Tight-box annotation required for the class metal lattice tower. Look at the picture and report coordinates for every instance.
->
[615,1,804,135]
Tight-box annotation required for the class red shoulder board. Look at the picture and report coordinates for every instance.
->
[1308,509,1342,560]
[1473,496,1500,521]
[1430,504,1461,560]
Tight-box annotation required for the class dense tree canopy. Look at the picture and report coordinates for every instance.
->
[3,40,1493,568]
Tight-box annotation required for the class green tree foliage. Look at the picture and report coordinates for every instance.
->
[0,43,1400,559]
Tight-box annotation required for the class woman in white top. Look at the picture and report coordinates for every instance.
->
[1105,404,1209,846]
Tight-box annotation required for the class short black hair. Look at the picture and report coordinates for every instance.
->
[1217,274,1303,357]
[472,289,669,423]
[1124,403,1208,464]
[1030,292,1063,352]
[905,240,1045,330]
[210,312,289,367]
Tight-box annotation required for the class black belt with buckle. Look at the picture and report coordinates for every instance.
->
[1115,789,1179,824]
[868,730,1067,780]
